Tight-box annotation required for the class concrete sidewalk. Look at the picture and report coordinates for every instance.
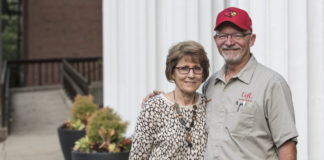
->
[0,86,72,160]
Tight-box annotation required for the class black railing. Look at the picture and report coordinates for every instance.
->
[0,61,11,138]
[8,58,62,86]
[62,59,89,100]
[66,57,102,84]
[7,57,102,87]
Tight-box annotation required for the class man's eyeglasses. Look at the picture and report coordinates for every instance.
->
[215,33,252,41]
[175,66,203,74]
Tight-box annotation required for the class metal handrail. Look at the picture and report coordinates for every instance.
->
[62,59,90,99]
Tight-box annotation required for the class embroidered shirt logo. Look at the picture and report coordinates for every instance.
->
[224,10,237,18]
[236,92,253,112]
[239,92,253,102]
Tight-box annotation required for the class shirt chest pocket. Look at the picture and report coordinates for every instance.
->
[224,101,257,138]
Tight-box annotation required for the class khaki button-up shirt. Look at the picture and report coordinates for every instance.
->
[203,55,298,160]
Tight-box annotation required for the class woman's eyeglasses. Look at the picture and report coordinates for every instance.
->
[175,66,203,74]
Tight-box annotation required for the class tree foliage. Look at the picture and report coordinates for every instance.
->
[2,0,21,60]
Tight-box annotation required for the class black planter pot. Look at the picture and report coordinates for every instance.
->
[57,125,86,160]
[71,151,130,160]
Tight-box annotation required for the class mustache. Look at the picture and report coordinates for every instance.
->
[221,46,241,50]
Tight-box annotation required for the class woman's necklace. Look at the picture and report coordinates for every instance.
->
[173,90,197,148]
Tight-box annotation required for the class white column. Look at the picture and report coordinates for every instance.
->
[238,0,250,12]
[103,0,119,110]
[156,0,174,92]
[288,0,308,159]
[199,0,215,73]
[268,0,289,79]
[136,0,148,102]
[249,0,268,64]
[186,0,199,40]
[172,0,187,42]
[225,0,238,8]
[126,0,147,136]
[146,0,157,93]
[211,0,225,71]
[116,0,131,115]
[307,0,324,159]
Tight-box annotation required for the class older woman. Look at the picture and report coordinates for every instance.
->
[129,40,210,160]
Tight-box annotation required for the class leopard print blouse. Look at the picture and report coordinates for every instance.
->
[129,94,208,160]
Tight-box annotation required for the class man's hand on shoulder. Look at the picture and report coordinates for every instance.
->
[141,90,162,107]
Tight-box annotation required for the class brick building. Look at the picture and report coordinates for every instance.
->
[19,0,102,86]
[23,0,102,59]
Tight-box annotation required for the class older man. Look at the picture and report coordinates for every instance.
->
[203,7,298,160]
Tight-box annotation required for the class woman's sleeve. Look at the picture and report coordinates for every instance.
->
[129,100,159,160]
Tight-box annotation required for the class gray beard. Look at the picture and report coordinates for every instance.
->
[221,51,242,63]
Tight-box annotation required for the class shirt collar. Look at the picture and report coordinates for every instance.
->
[215,54,258,85]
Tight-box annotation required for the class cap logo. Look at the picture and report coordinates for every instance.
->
[224,10,237,18]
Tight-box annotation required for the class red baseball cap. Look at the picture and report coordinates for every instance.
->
[214,7,252,32]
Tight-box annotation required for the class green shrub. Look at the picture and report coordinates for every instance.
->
[71,95,98,125]
[63,119,85,130]
[86,108,129,152]
[73,136,91,153]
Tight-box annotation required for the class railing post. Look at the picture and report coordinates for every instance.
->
[38,62,42,85]
[0,82,3,128]
[0,61,8,140]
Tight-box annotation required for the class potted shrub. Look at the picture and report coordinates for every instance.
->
[72,107,132,160]
[58,95,99,160]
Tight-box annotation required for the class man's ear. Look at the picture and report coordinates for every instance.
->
[213,35,217,43]
[249,34,256,47]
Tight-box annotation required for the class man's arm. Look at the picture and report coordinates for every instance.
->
[278,140,297,160]
[264,76,298,160]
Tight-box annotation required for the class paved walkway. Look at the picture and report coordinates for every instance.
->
[0,86,72,160]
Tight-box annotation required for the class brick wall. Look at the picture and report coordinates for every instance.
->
[23,0,102,59]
